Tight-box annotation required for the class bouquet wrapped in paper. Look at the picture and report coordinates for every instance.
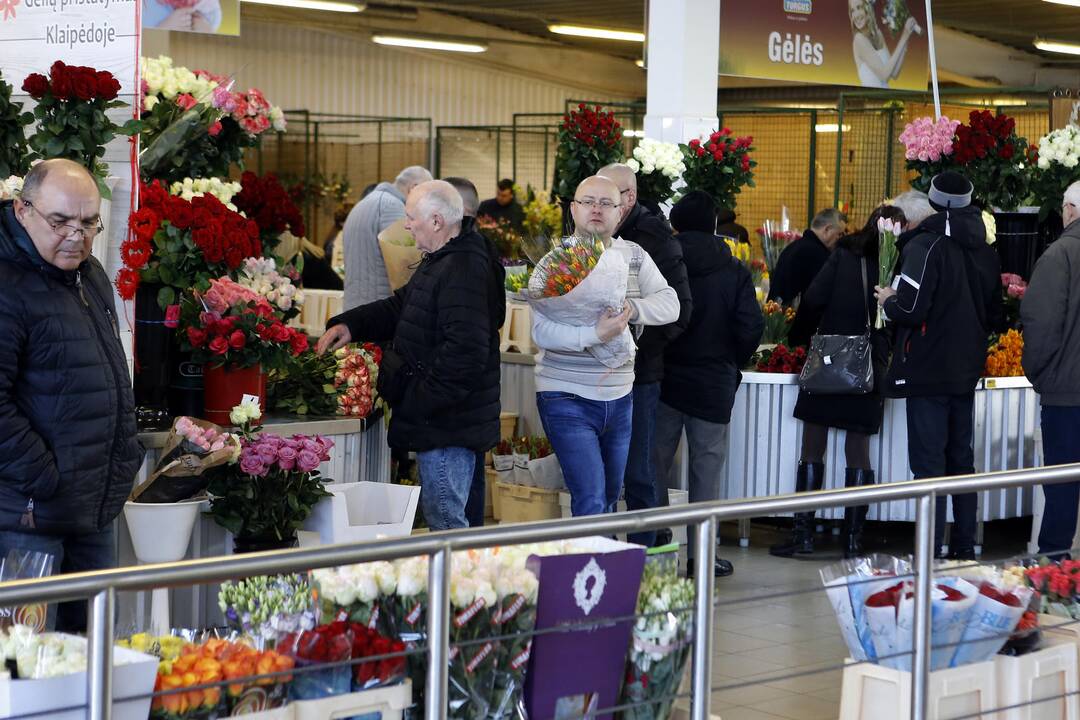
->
[757,216,802,277]
[820,554,911,662]
[863,578,977,671]
[378,219,423,291]
[527,236,633,369]
[131,416,241,502]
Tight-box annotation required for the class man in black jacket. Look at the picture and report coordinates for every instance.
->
[657,191,764,576]
[0,159,143,632]
[768,209,847,306]
[876,172,1002,559]
[599,163,693,547]
[318,180,505,530]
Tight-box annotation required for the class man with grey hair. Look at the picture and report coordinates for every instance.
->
[318,180,505,530]
[1022,180,1080,555]
[343,165,432,310]
[890,190,934,229]
[444,176,479,218]
[768,207,847,305]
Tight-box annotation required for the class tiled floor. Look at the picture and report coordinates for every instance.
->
[704,518,1031,720]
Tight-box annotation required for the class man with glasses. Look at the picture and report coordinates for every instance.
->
[0,159,142,631]
[531,176,678,520]
[1022,181,1080,555]
[598,163,692,548]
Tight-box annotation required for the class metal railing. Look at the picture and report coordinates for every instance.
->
[1,463,1079,720]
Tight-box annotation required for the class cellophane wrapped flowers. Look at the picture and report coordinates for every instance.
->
[218,574,316,643]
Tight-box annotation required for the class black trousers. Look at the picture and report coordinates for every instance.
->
[906,393,977,554]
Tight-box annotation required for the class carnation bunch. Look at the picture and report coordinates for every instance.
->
[627,138,686,204]
[169,177,242,210]
[22,62,137,198]
[268,344,381,418]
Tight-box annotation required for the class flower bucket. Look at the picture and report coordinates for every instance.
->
[132,282,173,421]
[202,363,266,425]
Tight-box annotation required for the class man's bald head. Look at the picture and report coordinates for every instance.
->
[20,159,98,204]
[571,176,623,241]
[597,163,637,223]
[14,159,101,271]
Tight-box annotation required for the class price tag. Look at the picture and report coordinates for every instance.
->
[241,394,261,406]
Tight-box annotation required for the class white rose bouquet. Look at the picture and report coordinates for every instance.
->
[626,138,685,205]
[1032,124,1080,219]
[169,176,242,211]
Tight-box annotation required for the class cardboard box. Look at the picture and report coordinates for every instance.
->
[494,481,562,524]
[300,482,420,546]
[0,641,159,720]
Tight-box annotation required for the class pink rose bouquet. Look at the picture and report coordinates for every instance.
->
[898,116,960,192]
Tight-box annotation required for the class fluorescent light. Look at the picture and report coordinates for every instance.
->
[624,130,645,138]
[1034,38,1080,55]
[981,98,1028,106]
[1042,0,1080,6]
[241,0,364,12]
[373,35,487,53]
[548,24,645,42]
[815,123,851,133]
[635,59,645,68]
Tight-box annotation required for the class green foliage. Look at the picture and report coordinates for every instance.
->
[0,71,32,179]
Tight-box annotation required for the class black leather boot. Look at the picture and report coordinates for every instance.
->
[769,462,825,557]
[842,468,875,559]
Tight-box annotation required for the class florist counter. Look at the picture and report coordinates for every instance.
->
[500,353,1040,542]
[115,412,391,630]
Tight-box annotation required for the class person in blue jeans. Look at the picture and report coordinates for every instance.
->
[1022,181,1080,555]
[319,180,505,530]
[530,176,679,518]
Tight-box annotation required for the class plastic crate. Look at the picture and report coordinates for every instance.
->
[292,680,412,720]
[493,480,562,524]
[994,640,1079,720]
[300,482,420,546]
[838,658,997,720]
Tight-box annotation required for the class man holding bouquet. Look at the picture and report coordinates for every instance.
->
[529,176,679,519]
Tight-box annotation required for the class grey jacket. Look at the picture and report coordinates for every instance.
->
[1021,218,1080,405]
[343,181,406,311]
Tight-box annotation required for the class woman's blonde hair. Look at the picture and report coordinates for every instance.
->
[849,0,885,50]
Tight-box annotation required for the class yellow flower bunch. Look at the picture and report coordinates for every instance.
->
[724,238,751,265]
[523,194,563,239]
[985,329,1024,377]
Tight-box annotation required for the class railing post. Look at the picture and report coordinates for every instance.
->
[88,588,115,720]
[426,547,451,720]
[692,517,717,720]
[911,493,936,720]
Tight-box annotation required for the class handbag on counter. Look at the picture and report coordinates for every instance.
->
[797,258,874,395]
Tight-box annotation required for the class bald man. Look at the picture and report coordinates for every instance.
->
[598,163,692,548]
[1,159,143,631]
[531,175,678,520]
[319,181,505,530]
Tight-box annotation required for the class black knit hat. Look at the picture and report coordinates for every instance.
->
[670,190,716,233]
[928,171,974,211]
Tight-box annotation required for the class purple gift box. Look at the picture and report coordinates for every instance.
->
[524,538,646,720]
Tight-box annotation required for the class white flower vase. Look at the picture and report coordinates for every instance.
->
[92,176,120,267]
[123,498,206,635]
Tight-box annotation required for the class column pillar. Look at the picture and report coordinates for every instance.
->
[643,0,720,144]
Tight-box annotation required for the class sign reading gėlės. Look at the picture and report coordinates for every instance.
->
[719,0,930,90]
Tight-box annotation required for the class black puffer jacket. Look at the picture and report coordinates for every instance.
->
[0,201,142,534]
[882,206,1003,397]
[329,219,505,452]
[716,206,750,245]
[661,232,763,424]
[616,203,692,384]
[767,229,831,306]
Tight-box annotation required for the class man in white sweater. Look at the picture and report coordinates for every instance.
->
[533,176,679,517]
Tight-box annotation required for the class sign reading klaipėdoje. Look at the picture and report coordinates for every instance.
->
[0,0,139,97]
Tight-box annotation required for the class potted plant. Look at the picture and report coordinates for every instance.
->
[206,401,333,552]
[177,276,309,424]
[21,61,139,199]
[679,128,757,212]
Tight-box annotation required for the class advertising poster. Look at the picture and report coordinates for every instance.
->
[142,0,239,35]
[719,0,930,90]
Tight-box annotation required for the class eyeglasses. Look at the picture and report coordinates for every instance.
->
[573,198,621,210]
[23,201,104,240]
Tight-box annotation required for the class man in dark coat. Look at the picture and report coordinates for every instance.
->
[0,159,143,632]
[318,180,505,530]
[599,163,693,547]
[768,208,847,307]
[876,172,1002,560]
[477,178,525,234]
[657,191,763,577]
[716,205,750,245]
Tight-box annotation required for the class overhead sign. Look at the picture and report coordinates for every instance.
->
[719,0,931,91]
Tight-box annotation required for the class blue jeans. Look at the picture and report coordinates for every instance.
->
[1039,405,1080,555]
[0,525,115,633]
[624,382,661,546]
[465,450,486,528]
[536,391,633,517]
[417,447,475,531]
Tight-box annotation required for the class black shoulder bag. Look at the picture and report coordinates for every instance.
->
[797,257,874,395]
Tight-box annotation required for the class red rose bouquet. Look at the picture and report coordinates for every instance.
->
[755,343,805,374]
[555,103,625,200]
[277,622,353,701]
[116,180,263,309]
[177,276,308,370]
[22,61,138,199]
[233,171,306,256]
[953,110,1032,211]
[268,343,381,418]
[349,622,407,690]
[680,128,756,212]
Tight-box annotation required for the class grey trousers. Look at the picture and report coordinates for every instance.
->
[653,400,730,559]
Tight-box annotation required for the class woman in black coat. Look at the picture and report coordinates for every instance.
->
[770,205,907,559]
